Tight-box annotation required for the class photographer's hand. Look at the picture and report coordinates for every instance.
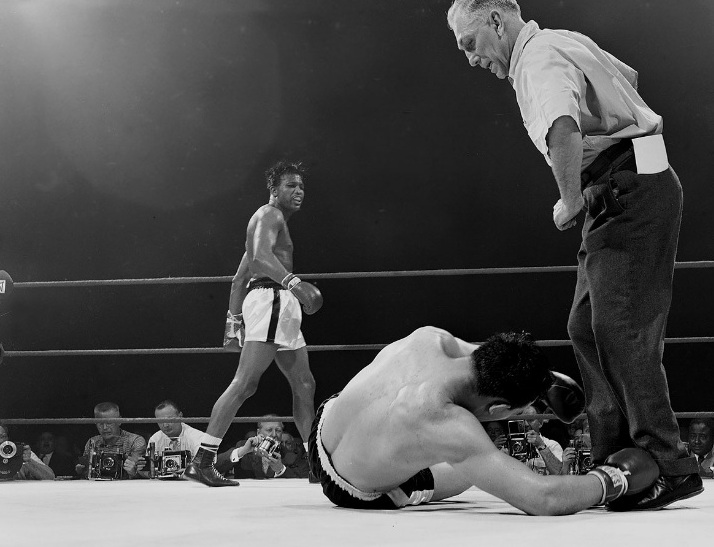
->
[526,430,545,448]
[561,447,577,475]
[123,457,139,478]
[20,445,55,480]
[265,452,287,477]
[494,434,510,454]
[228,438,259,463]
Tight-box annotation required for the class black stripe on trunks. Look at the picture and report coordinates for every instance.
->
[266,288,281,343]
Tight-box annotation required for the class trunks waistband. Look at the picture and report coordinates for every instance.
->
[581,139,634,189]
[247,278,283,292]
[316,398,383,501]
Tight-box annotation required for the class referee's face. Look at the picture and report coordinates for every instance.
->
[451,10,510,80]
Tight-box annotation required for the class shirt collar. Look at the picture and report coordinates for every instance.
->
[508,20,541,84]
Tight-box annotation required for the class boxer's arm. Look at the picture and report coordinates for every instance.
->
[228,252,250,315]
[547,115,585,230]
[250,210,291,284]
[425,406,601,515]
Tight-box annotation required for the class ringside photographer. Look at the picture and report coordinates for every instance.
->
[0,424,55,481]
[76,402,147,480]
[216,416,308,479]
[138,400,204,479]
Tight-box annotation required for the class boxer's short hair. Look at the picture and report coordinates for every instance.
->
[471,331,551,408]
[265,160,306,190]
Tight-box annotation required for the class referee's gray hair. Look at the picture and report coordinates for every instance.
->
[447,0,521,28]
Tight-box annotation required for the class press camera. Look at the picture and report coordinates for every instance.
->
[257,436,282,459]
[87,448,125,480]
[0,441,26,481]
[506,420,534,462]
[144,443,192,479]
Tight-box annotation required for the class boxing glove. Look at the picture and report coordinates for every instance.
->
[543,371,585,424]
[223,310,244,351]
[282,274,323,315]
[587,448,659,505]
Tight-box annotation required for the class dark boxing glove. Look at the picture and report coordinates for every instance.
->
[543,371,585,424]
[587,448,659,505]
[282,274,323,315]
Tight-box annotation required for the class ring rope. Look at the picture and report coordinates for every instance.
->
[5,337,714,358]
[4,411,714,426]
[12,260,714,288]
[0,416,294,425]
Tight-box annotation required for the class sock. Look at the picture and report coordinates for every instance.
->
[198,434,223,466]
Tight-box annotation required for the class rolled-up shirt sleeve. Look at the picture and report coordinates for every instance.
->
[518,49,586,162]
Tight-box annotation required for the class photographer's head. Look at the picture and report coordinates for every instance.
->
[522,402,547,432]
[154,400,183,438]
[94,402,122,442]
[485,421,506,442]
[38,431,56,455]
[471,332,551,412]
[688,418,714,457]
[0,424,8,442]
[257,416,284,441]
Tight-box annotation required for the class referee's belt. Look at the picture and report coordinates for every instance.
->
[580,139,634,189]
[247,278,283,292]
[581,134,669,189]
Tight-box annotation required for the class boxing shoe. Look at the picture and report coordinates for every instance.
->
[184,449,239,487]
[607,472,703,511]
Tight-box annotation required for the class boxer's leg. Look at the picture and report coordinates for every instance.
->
[186,341,278,486]
[206,341,279,438]
[275,347,316,442]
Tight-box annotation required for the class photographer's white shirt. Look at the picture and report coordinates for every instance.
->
[527,435,563,475]
[148,423,203,457]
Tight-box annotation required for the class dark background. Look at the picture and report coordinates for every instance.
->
[0,0,712,450]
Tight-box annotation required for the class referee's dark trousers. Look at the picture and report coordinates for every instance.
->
[567,149,698,477]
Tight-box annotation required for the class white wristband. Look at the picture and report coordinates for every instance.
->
[281,273,301,291]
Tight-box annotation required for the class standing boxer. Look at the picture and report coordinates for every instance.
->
[185,160,322,487]
[309,327,658,513]
[447,0,701,509]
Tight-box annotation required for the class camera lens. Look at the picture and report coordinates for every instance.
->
[165,458,177,470]
[0,441,17,458]
[102,457,116,469]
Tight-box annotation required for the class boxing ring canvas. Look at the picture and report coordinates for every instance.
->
[2,479,712,546]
